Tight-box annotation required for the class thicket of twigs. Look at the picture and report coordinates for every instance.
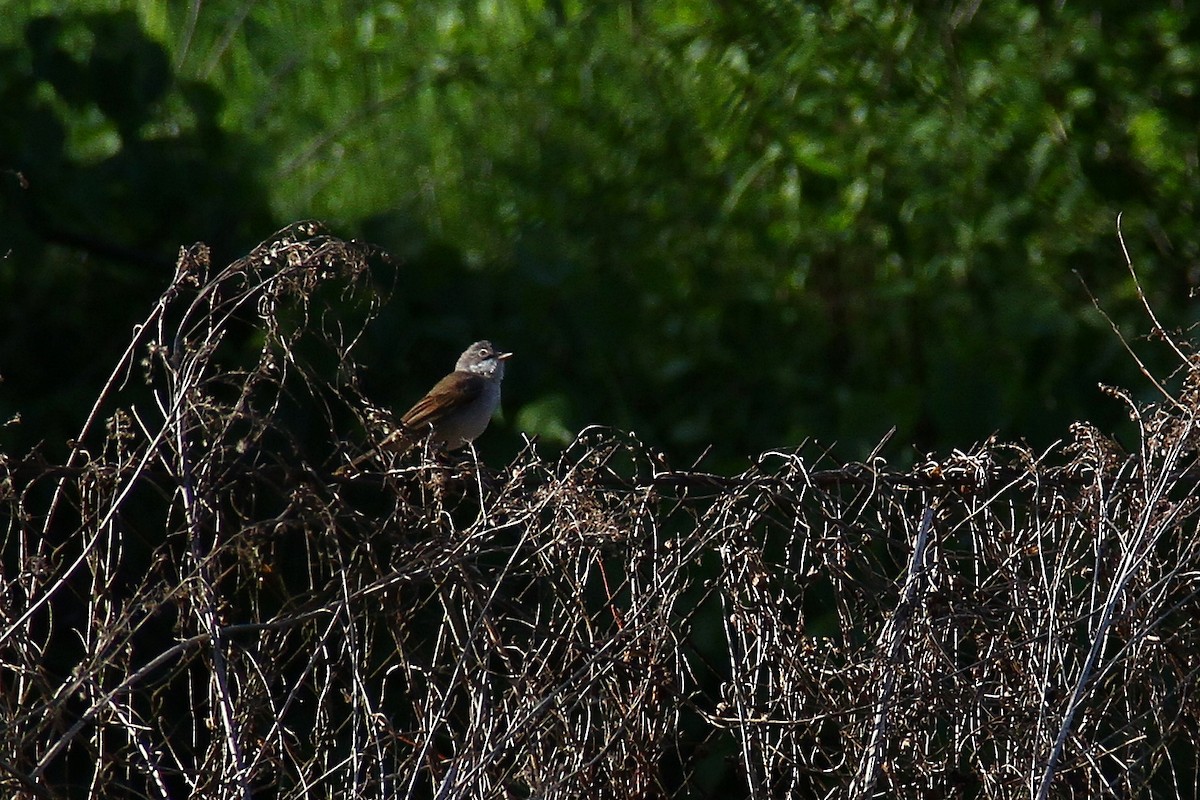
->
[2,222,1199,799]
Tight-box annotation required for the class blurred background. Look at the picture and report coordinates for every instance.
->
[1,1,1197,470]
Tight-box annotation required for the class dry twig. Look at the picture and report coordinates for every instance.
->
[2,223,1199,799]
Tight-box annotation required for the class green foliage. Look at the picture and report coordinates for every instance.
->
[0,5,273,453]
[1,1,1197,463]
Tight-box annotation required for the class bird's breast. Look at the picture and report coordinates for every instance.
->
[435,382,501,449]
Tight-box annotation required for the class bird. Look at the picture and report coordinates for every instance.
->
[338,340,512,473]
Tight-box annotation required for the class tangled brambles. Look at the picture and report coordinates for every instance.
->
[2,224,1199,798]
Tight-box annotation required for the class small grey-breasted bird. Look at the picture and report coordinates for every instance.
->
[340,340,512,472]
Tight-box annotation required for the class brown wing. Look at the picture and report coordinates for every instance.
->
[335,371,487,475]
[400,371,485,431]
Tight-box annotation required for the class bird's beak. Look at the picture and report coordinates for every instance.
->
[498,352,514,361]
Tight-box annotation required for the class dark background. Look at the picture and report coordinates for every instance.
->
[2,1,1197,470]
